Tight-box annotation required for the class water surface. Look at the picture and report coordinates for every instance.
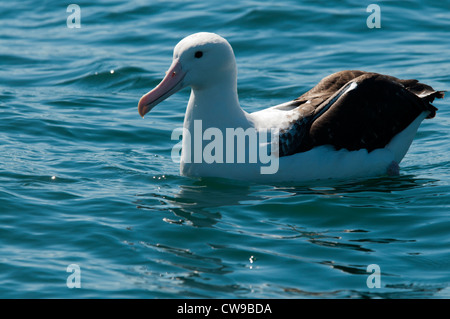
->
[0,0,449,298]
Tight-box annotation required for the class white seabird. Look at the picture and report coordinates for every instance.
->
[138,32,444,182]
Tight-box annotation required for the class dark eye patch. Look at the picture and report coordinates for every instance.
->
[194,51,203,58]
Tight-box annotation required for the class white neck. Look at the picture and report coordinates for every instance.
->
[183,80,251,131]
[180,78,254,176]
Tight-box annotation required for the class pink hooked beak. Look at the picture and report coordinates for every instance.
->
[138,58,186,118]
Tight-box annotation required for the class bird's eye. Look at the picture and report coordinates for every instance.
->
[194,51,203,59]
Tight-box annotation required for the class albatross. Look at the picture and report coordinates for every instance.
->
[138,32,444,182]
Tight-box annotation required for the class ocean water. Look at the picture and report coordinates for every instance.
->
[0,0,449,299]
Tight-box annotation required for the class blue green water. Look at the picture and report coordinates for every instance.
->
[0,0,449,298]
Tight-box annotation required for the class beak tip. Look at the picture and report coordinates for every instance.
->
[137,100,149,118]
[138,109,147,119]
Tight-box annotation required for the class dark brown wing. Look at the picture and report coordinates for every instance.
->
[294,70,368,106]
[278,71,444,156]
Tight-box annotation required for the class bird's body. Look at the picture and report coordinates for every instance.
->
[138,32,444,182]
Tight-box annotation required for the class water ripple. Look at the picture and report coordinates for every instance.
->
[0,0,449,298]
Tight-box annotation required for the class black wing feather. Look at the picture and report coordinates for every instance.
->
[278,71,444,157]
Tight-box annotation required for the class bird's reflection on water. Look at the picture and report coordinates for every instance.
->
[135,172,437,228]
